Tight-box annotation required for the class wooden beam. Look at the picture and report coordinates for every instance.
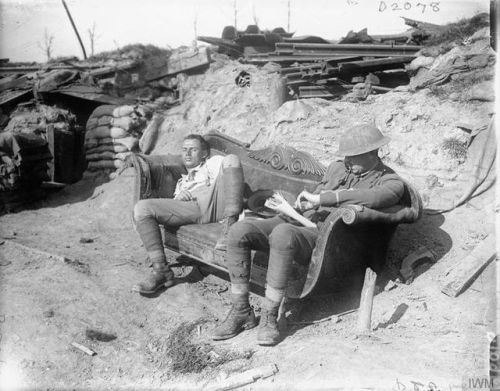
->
[61,0,87,59]
[357,267,377,334]
[46,124,55,182]
[441,235,496,297]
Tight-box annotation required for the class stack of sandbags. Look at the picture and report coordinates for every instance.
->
[85,104,151,171]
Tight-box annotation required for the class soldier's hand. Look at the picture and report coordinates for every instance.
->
[295,190,320,210]
[174,190,192,201]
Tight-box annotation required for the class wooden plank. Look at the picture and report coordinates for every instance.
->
[0,74,29,92]
[441,235,496,297]
[46,124,55,182]
[5,239,68,263]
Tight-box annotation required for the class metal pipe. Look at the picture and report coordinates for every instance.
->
[61,0,87,59]
[275,42,421,51]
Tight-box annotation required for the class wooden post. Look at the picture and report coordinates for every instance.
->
[357,267,377,334]
[46,124,55,182]
[61,0,87,59]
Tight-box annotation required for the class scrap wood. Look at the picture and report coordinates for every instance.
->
[205,364,278,391]
[71,342,96,356]
[5,239,68,263]
[441,234,496,297]
[288,308,357,325]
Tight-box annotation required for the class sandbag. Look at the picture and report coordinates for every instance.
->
[139,115,163,154]
[111,116,136,131]
[87,151,116,161]
[97,115,113,126]
[113,136,139,151]
[113,105,135,118]
[88,159,124,170]
[86,117,98,131]
[86,143,129,154]
[97,137,114,146]
[91,105,117,118]
[115,151,133,161]
[86,126,129,139]
[86,138,99,149]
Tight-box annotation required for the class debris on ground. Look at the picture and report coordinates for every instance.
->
[151,320,253,375]
[71,342,96,356]
[85,329,117,342]
[205,363,278,391]
[399,246,436,282]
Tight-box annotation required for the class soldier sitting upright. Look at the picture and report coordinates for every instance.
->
[212,123,405,346]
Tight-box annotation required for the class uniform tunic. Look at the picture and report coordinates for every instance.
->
[226,158,405,289]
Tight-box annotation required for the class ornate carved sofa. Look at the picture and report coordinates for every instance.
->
[130,131,422,298]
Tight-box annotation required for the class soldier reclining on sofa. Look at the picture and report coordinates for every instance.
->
[132,134,244,294]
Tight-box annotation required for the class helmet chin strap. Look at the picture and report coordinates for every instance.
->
[346,154,379,175]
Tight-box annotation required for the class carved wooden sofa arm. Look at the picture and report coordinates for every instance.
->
[340,181,423,226]
[294,180,423,298]
[125,153,185,205]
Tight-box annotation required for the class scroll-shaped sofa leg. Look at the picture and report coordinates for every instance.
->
[357,267,377,334]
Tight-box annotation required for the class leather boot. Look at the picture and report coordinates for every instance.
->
[212,293,257,340]
[132,262,175,294]
[257,298,281,346]
[215,166,243,251]
[214,215,238,251]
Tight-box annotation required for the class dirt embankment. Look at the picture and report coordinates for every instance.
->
[152,28,495,212]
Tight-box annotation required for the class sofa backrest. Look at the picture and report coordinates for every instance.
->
[205,131,324,196]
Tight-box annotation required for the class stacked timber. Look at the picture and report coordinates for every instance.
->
[84,104,151,171]
[240,37,421,100]
[0,132,51,212]
[2,103,83,184]
[279,55,414,100]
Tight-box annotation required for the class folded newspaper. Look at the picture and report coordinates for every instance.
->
[264,192,317,228]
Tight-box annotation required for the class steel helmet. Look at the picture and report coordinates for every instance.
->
[336,123,390,157]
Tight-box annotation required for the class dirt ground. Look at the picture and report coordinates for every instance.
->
[0,164,495,390]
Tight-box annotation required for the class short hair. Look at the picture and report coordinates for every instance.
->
[183,134,210,155]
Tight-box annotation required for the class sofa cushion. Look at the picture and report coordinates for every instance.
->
[164,223,227,268]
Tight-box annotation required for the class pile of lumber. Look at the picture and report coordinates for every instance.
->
[277,53,415,100]
[0,132,51,212]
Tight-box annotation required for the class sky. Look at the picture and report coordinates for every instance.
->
[0,0,490,63]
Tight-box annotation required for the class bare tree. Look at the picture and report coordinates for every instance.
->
[38,28,54,61]
[252,4,259,26]
[193,13,198,47]
[233,0,237,29]
[87,22,99,57]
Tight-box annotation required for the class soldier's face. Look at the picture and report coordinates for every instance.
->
[182,139,207,169]
[345,153,374,174]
